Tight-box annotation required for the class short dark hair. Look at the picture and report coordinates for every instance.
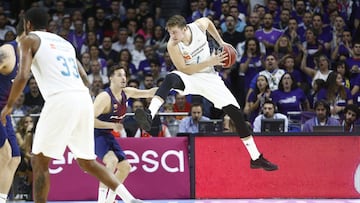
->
[263,100,276,108]
[149,58,160,67]
[25,7,49,30]
[144,73,153,78]
[344,104,360,120]
[127,79,140,87]
[107,64,125,78]
[191,103,203,112]
[134,34,145,43]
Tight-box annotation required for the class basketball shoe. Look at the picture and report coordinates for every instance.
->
[250,154,278,171]
[134,108,152,131]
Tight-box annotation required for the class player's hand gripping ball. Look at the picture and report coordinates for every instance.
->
[222,44,237,68]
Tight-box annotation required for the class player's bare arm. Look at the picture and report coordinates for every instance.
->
[123,87,158,98]
[167,40,227,75]
[77,59,90,88]
[9,34,38,102]
[93,91,125,133]
[195,17,226,46]
[196,17,232,51]
[93,92,115,129]
[1,34,39,125]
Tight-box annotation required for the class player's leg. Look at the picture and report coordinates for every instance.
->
[113,160,131,184]
[201,75,278,171]
[222,105,278,171]
[73,94,142,203]
[77,158,141,203]
[6,135,21,200]
[95,136,113,203]
[135,73,185,131]
[104,144,131,203]
[105,159,131,203]
[0,139,12,203]
[32,94,85,203]
[7,120,21,190]
[97,151,118,203]
[0,116,21,203]
[31,153,52,203]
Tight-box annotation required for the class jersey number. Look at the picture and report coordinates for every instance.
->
[57,56,79,78]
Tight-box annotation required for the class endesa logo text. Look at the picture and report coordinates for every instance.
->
[125,149,185,173]
[49,149,185,174]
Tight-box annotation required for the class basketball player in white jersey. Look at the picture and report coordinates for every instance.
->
[0,8,142,203]
[135,15,278,171]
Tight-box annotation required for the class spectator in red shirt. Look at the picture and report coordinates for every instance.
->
[173,93,191,120]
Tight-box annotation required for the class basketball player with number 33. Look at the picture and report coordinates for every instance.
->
[0,7,142,203]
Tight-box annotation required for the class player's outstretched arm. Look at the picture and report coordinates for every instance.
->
[123,87,158,99]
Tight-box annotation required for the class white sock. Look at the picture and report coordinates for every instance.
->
[148,97,163,119]
[105,190,117,203]
[242,136,261,160]
[98,187,108,203]
[115,184,135,203]
[0,193,7,203]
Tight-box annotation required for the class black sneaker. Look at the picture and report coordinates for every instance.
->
[134,108,152,131]
[250,154,278,171]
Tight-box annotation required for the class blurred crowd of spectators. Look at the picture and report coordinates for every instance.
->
[1,0,360,136]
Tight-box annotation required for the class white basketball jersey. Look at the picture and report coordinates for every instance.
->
[178,23,214,73]
[30,31,88,99]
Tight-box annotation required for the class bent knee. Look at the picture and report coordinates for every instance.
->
[117,160,131,173]
[104,160,118,172]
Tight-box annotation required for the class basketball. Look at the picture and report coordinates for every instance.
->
[222,44,237,68]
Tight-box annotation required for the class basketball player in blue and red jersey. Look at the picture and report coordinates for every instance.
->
[135,15,278,171]
[0,19,24,203]
[94,65,157,203]
[0,8,143,203]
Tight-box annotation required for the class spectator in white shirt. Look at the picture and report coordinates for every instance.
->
[111,28,134,52]
[253,100,288,132]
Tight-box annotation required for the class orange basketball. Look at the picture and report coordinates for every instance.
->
[223,44,237,68]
